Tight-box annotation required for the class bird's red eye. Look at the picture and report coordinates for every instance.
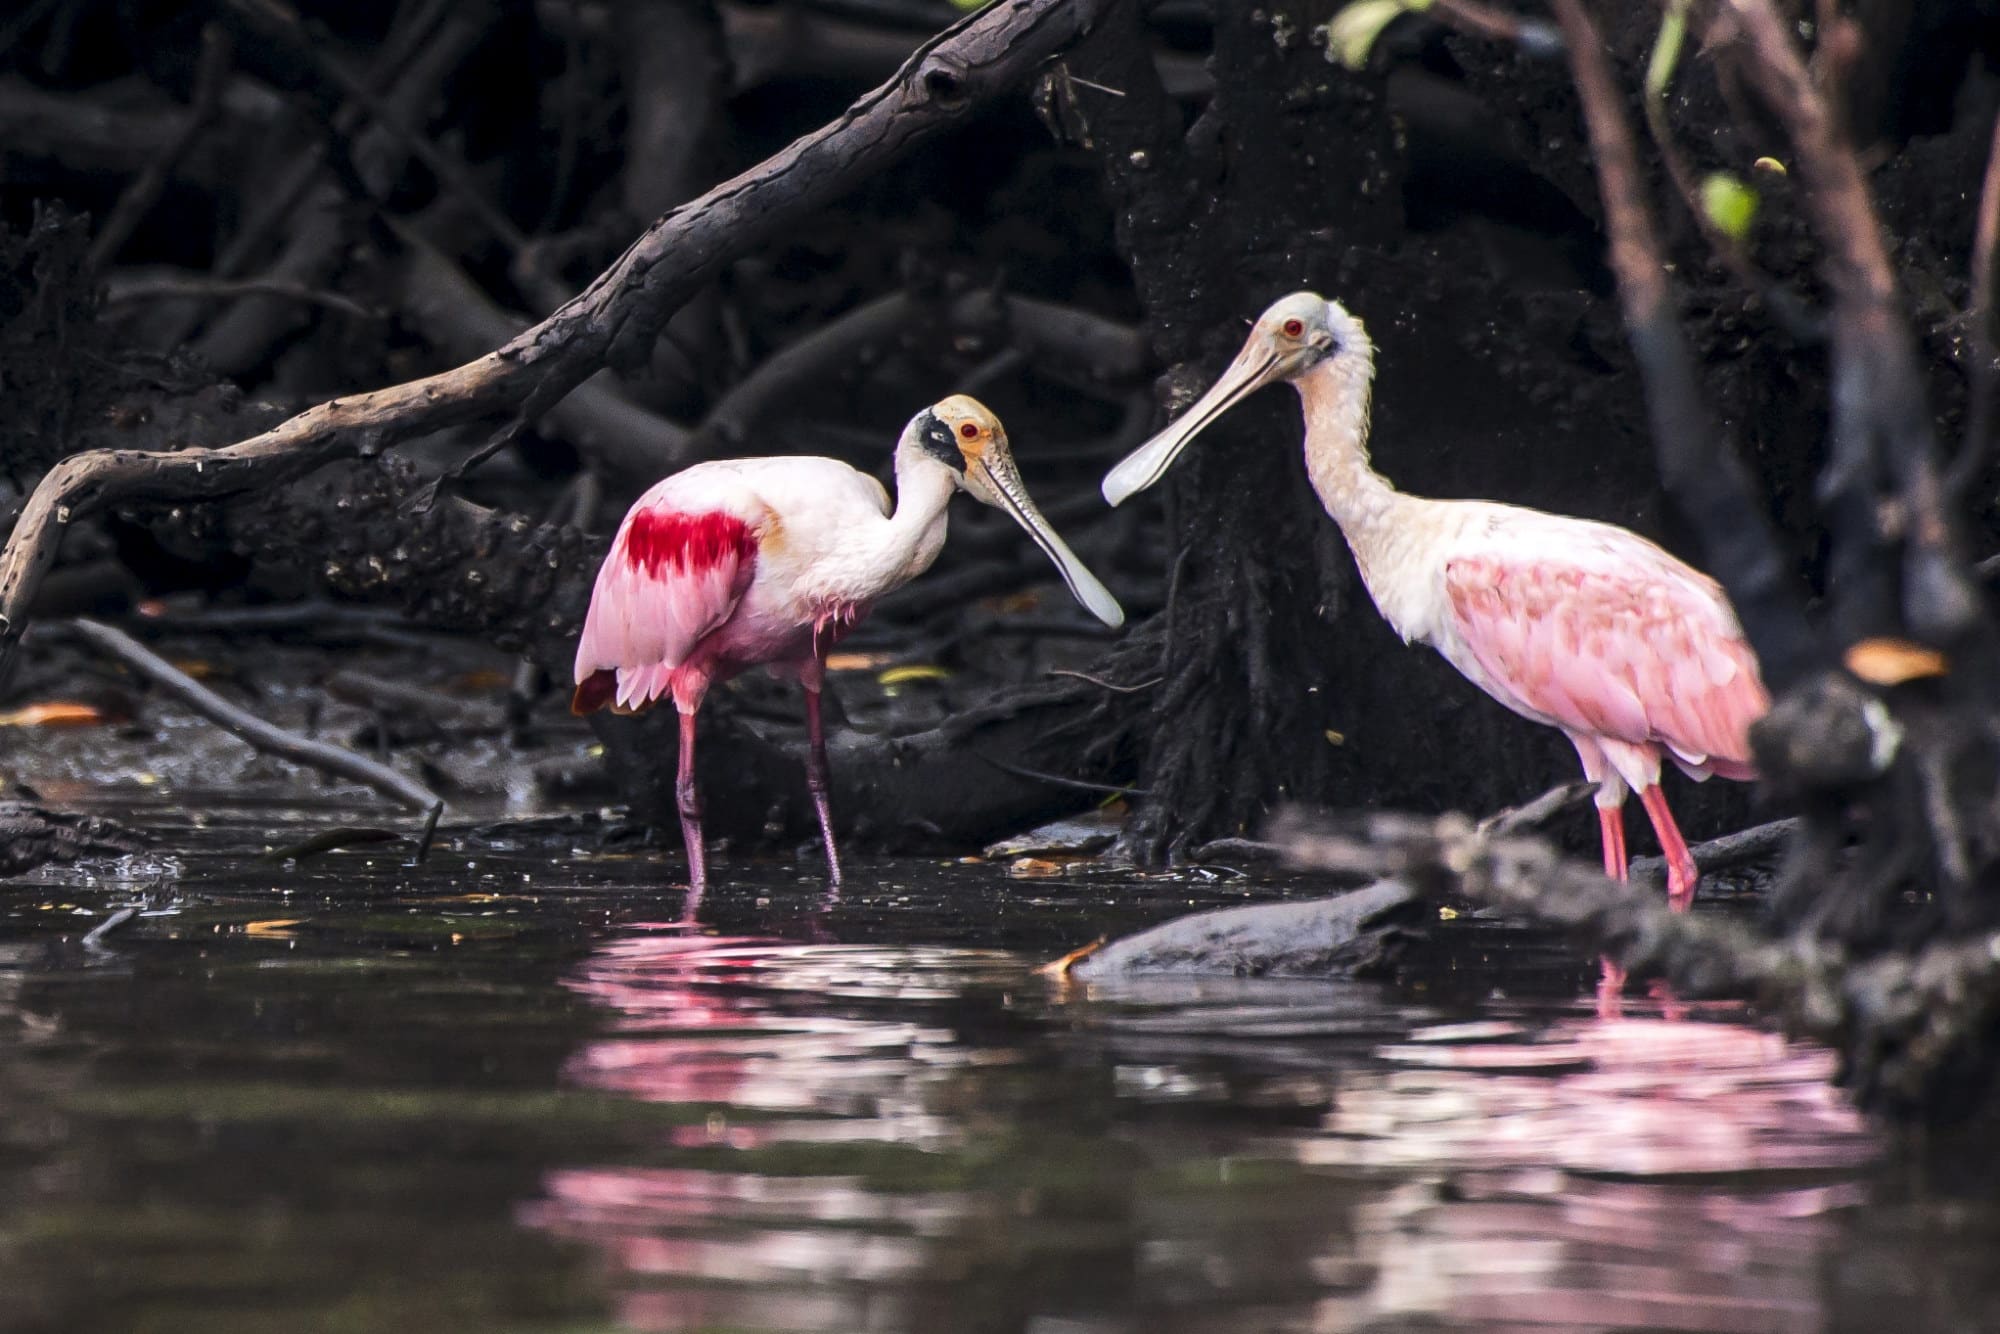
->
[1281,318,1305,338]
[959,422,979,440]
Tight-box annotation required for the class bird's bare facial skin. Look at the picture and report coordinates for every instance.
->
[928,393,1000,475]
[1257,292,1337,367]
[914,409,963,470]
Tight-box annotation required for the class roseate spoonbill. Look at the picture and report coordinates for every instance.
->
[1102,293,1767,910]
[574,394,1124,896]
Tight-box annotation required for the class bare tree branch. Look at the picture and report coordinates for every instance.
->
[63,617,443,817]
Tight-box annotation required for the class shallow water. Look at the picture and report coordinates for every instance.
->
[2,793,1997,1333]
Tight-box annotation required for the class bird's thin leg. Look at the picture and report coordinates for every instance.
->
[802,681,843,889]
[1595,794,1629,1006]
[675,706,707,909]
[1598,803,1629,882]
[1638,784,1700,911]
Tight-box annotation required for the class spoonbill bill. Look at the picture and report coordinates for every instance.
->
[576,394,1124,896]
[1102,293,1767,910]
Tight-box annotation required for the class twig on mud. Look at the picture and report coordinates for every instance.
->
[64,617,445,833]
[1046,667,1162,693]
[86,24,233,273]
[80,904,140,950]
[0,0,1111,673]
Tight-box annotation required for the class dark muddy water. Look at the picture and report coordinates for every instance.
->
[2,793,1997,1334]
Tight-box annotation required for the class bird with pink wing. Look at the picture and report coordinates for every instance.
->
[1103,292,1768,920]
[576,394,1123,898]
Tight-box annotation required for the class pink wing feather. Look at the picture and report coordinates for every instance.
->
[572,497,762,715]
[1442,530,1768,777]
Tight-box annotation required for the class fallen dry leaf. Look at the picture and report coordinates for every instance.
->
[1845,637,1948,686]
[878,664,952,686]
[826,651,893,672]
[0,701,107,728]
[1007,856,1067,878]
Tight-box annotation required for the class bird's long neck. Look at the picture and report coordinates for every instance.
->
[873,449,958,581]
[1291,340,1444,643]
[1293,342,1398,536]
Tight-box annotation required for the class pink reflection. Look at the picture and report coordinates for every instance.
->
[525,931,974,1332]
[525,934,1887,1334]
[1283,1011,1880,1332]
[1337,1012,1876,1177]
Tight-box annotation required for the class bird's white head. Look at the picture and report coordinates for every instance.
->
[903,394,1125,629]
[1101,292,1370,507]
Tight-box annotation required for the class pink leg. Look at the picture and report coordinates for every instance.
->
[1596,799,1629,1003]
[675,706,708,904]
[1598,804,1628,882]
[802,682,843,888]
[1638,784,1700,911]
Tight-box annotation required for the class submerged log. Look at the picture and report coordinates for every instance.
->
[1069,878,1422,981]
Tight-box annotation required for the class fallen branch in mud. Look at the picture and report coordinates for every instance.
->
[0,0,1112,674]
[1271,806,2000,1119]
[62,618,444,851]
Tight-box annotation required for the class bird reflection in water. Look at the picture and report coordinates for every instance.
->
[521,932,1886,1334]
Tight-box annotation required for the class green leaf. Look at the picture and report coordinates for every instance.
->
[1327,0,1414,71]
[948,0,991,9]
[1701,172,1760,241]
[1645,0,1690,99]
